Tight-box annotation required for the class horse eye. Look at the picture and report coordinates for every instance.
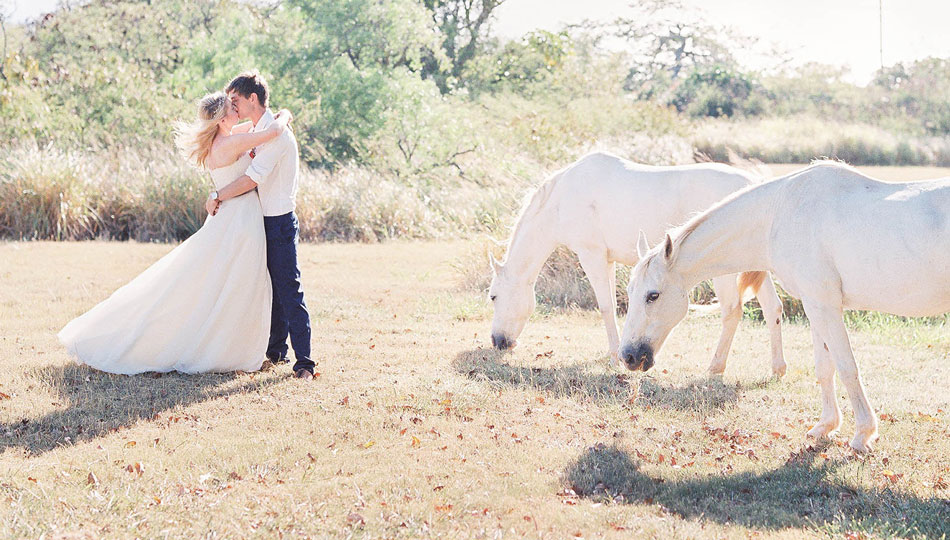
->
[490,295,497,302]
[646,291,660,304]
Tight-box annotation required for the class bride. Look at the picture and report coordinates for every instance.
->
[58,92,292,374]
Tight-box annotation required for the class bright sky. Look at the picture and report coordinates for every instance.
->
[494,0,950,84]
[7,0,950,84]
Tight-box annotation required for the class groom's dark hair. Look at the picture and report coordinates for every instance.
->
[226,70,269,108]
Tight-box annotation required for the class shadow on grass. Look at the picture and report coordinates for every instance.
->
[563,443,950,537]
[634,377,738,412]
[1,363,289,456]
[453,348,738,411]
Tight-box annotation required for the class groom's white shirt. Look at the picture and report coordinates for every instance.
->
[246,109,300,217]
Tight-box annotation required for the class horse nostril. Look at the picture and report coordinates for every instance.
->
[633,343,654,371]
[492,334,509,350]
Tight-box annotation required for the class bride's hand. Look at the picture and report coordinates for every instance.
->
[275,108,293,124]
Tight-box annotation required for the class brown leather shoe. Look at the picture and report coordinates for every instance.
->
[294,369,314,380]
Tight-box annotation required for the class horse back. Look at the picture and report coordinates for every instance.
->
[553,153,759,263]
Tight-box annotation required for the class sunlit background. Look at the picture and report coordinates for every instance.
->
[10,0,950,84]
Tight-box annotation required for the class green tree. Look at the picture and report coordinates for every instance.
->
[264,0,445,164]
[588,0,747,100]
[671,65,765,118]
[421,0,506,92]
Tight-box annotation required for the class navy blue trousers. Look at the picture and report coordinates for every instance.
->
[263,212,312,372]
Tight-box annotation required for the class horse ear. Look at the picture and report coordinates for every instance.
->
[488,252,502,274]
[663,234,674,264]
[636,230,650,259]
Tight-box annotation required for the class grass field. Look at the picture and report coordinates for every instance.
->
[1,240,948,539]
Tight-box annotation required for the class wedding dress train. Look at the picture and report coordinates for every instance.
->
[58,154,272,374]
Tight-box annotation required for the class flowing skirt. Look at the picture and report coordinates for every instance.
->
[58,192,272,374]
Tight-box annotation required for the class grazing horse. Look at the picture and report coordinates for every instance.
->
[488,151,786,376]
[619,161,950,452]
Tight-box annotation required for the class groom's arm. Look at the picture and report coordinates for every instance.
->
[244,134,287,186]
[206,174,257,215]
[206,136,288,215]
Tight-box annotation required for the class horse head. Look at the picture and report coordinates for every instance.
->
[488,253,536,350]
[619,231,689,371]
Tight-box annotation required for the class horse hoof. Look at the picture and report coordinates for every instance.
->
[849,438,873,454]
[772,364,787,378]
[806,424,837,440]
[849,429,878,454]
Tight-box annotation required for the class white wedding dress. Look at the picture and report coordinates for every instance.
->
[58,154,272,374]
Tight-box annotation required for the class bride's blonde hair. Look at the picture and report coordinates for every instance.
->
[174,92,230,169]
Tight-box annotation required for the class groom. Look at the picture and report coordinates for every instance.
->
[205,70,315,380]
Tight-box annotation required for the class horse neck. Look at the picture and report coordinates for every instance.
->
[504,203,558,281]
[672,182,779,288]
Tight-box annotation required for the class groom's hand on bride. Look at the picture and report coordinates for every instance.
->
[205,194,221,216]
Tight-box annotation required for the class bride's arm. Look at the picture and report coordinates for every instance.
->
[217,109,294,158]
[231,121,253,134]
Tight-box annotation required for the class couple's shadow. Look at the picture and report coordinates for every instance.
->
[563,442,950,536]
[452,348,744,411]
[1,363,288,456]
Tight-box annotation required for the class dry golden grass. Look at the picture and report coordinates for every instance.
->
[1,241,948,539]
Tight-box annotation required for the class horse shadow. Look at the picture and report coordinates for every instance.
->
[563,442,950,536]
[453,348,739,411]
[1,363,289,456]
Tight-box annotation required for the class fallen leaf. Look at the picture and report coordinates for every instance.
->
[411,436,421,448]
[124,441,136,448]
[882,470,903,483]
[362,440,375,449]
[86,472,99,486]
[347,513,365,527]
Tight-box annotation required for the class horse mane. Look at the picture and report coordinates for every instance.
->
[505,168,563,252]
[666,180,755,254]
[670,159,859,252]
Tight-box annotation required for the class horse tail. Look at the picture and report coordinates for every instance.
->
[737,271,766,300]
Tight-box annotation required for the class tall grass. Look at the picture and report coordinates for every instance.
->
[0,145,206,242]
[693,116,950,166]
[0,144,520,243]
[0,96,695,243]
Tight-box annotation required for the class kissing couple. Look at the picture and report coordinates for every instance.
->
[59,71,316,380]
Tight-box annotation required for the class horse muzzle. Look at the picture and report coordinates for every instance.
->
[491,333,514,350]
[620,342,654,372]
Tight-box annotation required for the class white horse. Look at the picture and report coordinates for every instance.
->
[488,151,786,376]
[619,161,950,452]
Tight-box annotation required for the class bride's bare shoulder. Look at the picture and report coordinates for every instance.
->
[206,136,241,170]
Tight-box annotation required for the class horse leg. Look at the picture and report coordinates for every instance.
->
[577,250,620,366]
[606,260,618,363]
[708,275,742,375]
[804,320,841,440]
[755,274,787,377]
[803,300,878,452]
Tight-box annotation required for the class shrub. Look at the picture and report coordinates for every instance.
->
[671,66,766,118]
